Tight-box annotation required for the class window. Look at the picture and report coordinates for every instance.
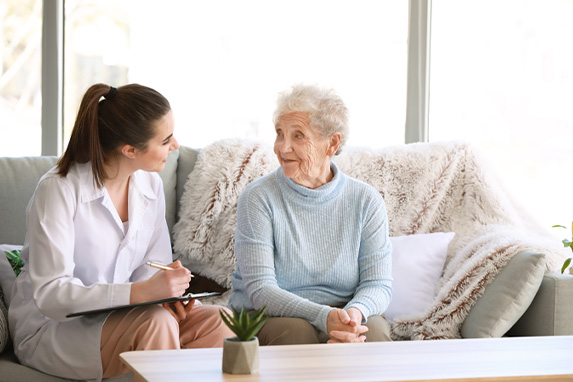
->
[0,0,42,157]
[10,1,571,236]
[430,0,573,232]
[63,0,129,146]
[64,0,409,149]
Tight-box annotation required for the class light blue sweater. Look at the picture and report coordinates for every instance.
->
[229,162,392,334]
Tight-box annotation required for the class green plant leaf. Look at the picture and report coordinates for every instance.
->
[4,249,23,276]
[243,323,264,341]
[220,305,268,341]
[243,316,268,340]
[251,305,268,323]
[552,225,566,229]
[561,258,572,274]
[219,308,233,326]
[220,309,243,339]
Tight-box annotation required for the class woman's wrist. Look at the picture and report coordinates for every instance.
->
[129,280,147,304]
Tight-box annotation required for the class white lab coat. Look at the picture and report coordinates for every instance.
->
[8,162,172,381]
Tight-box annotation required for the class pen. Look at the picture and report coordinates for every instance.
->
[146,261,194,277]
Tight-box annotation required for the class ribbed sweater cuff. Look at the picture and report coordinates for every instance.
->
[311,306,335,334]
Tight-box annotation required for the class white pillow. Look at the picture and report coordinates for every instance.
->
[385,232,455,321]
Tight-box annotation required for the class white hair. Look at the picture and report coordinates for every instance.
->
[272,84,349,155]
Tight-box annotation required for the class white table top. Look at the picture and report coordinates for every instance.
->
[120,335,573,382]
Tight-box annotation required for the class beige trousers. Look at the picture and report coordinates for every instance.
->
[100,304,234,379]
[257,315,392,346]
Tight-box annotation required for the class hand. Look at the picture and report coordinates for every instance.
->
[130,260,192,304]
[346,307,364,325]
[163,299,195,323]
[326,307,368,344]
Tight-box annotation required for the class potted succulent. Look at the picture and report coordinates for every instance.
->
[219,305,268,374]
[552,222,573,274]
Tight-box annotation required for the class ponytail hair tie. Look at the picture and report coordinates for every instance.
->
[104,86,117,100]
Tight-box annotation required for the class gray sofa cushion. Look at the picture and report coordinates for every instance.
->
[0,156,58,245]
[158,149,179,238]
[0,349,133,382]
[0,351,79,382]
[461,251,546,338]
[175,146,200,214]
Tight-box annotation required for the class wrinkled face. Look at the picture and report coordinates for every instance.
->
[273,112,335,188]
[134,110,180,172]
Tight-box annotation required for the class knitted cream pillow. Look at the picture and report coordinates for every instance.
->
[0,244,21,353]
[0,288,8,353]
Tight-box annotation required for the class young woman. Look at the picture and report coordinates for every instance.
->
[8,83,233,381]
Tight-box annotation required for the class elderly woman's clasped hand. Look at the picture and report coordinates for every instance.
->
[327,307,369,343]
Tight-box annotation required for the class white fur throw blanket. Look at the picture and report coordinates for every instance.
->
[173,138,567,340]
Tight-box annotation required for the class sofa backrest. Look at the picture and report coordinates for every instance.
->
[0,156,59,245]
[165,145,201,239]
[0,145,201,246]
[175,146,200,218]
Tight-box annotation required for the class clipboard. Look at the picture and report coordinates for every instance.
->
[66,291,222,318]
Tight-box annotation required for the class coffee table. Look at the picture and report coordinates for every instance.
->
[120,335,573,381]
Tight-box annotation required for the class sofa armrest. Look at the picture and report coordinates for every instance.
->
[507,272,573,336]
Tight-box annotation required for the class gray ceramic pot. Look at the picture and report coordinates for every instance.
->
[222,336,260,374]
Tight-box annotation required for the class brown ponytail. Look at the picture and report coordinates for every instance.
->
[57,83,171,188]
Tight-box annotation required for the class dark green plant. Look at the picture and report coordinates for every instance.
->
[4,249,24,276]
[219,305,268,341]
[552,222,573,274]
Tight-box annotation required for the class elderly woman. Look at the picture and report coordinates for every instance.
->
[228,84,392,345]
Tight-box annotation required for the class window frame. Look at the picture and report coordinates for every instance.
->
[42,0,64,155]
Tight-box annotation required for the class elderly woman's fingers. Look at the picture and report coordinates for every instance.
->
[327,308,351,333]
[328,330,367,343]
[346,307,364,327]
[337,309,351,325]
[327,308,369,336]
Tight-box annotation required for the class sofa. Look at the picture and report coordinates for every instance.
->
[1,142,572,381]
